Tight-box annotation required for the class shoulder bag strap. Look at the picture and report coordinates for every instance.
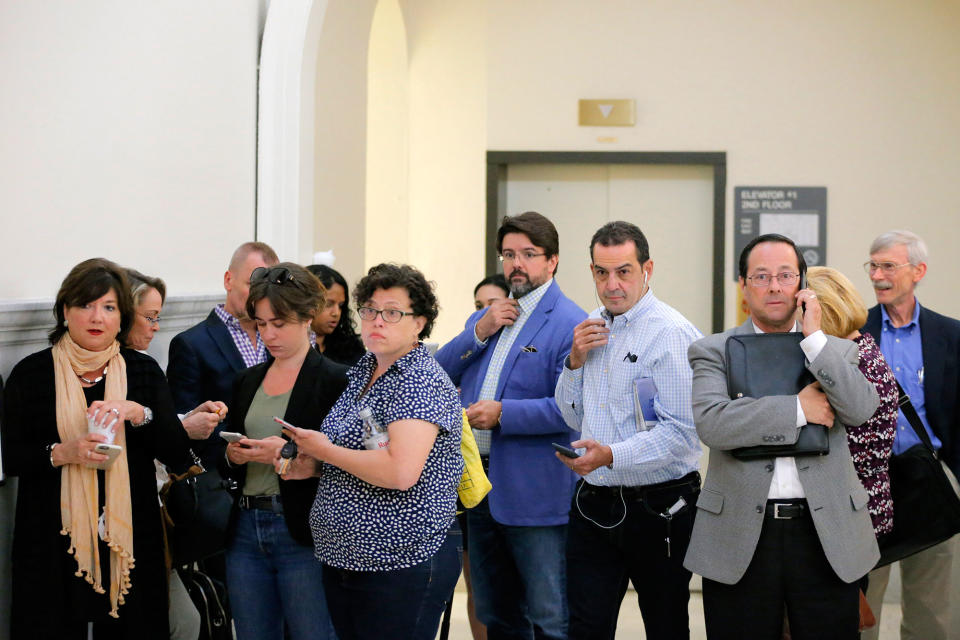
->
[895,380,939,457]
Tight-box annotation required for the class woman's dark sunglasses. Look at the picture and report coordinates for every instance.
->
[250,266,307,291]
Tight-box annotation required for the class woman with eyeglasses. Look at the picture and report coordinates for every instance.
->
[306,264,366,366]
[2,258,194,639]
[280,263,463,640]
[221,262,348,640]
[123,267,226,640]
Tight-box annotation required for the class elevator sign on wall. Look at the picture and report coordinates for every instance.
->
[733,187,827,280]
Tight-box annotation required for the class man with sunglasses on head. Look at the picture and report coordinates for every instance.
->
[685,234,880,639]
[436,212,586,640]
[554,221,702,639]
[860,230,960,640]
[167,241,279,469]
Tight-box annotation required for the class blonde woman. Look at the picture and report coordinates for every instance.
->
[806,266,898,536]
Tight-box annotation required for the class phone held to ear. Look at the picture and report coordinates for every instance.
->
[91,443,122,470]
[800,272,807,315]
[552,442,581,458]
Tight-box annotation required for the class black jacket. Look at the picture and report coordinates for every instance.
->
[167,309,247,469]
[222,348,349,546]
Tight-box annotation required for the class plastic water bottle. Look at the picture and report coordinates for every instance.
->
[360,408,389,450]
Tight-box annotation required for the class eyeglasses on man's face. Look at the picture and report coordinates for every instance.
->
[250,266,306,290]
[745,272,800,288]
[499,250,547,264]
[357,306,416,323]
[863,261,912,276]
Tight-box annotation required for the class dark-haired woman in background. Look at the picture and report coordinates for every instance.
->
[223,262,348,640]
[281,263,463,640]
[473,273,508,311]
[306,264,365,366]
[2,258,193,639]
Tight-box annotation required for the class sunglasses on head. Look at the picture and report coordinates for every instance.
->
[250,267,306,290]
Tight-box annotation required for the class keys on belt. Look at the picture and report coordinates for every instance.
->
[238,494,283,512]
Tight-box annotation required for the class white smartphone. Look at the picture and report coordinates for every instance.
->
[273,417,299,432]
[220,431,244,443]
[91,443,122,470]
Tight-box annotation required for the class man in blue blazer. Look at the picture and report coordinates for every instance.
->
[861,230,960,640]
[167,241,278,469]
[436,212,585,640]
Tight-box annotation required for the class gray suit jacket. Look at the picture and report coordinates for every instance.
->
[683,320,881,584]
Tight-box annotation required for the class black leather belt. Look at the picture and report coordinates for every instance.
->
[238,494,283,512]
[579,471,701,500]
[765,500,807,519]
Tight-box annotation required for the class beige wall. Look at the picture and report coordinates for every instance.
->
[312,0,378,285]
[485,0,960,324]
[0,1,261,300]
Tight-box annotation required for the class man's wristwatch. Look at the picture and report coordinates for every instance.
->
[132,406,153,427]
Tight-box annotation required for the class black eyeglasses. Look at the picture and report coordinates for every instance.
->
[250,267,306,290]
[357,307,416,323]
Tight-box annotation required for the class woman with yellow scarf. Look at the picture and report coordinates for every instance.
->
[2,258,193,639]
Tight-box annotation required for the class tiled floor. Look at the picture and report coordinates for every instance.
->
[441,588,903,639]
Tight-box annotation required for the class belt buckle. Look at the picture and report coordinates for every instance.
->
[239,495,250,510]
[773,503,791,519]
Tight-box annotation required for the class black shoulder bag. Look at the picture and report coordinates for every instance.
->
[875,382,960,567]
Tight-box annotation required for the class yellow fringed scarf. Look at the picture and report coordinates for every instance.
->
[52,334,134,618]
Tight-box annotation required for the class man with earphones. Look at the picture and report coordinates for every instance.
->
[555,221,703,639]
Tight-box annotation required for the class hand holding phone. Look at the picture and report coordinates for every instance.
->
[552,442,581,458]
[220,431,244,443]
[91,443,123,470]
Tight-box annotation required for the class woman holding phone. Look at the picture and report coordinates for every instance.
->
[222,262,348,640]
[280,263,463,640]
[2,258,193,639]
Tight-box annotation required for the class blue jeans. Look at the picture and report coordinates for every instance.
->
[322,522,462,640]
[226,507,335,640]
[467,498,568,639]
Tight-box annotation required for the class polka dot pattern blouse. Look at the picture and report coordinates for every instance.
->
[310,344,463,571]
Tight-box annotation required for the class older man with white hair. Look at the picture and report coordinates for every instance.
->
[861,229,960,640]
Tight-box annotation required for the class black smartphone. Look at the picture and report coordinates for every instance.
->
[552,442,581,458]
[800,272,807,314]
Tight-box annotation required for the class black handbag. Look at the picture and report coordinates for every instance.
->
[875,382,960,567]
[161,451,237,566]
[180,566,233,640]
[725,333,829,460]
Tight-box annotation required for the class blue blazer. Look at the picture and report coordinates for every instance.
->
[863,303,960,476]
[167,309,247,469]
[436,280,586,526]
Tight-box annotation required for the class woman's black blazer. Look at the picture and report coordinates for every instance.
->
[222,348,349,546]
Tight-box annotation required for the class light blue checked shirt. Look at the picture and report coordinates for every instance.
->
[555,290,702,487]
[473,278,554,454]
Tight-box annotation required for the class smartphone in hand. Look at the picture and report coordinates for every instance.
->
[552,442,581,458]
[220,431,244,443]
[92,443,122,470]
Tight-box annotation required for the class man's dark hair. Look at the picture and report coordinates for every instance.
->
[496,212,560,274]
[50,258,135,345]
[353,263,439,340]
[738,234,807,280]
[246,262,325,323]
[473,273,509,297]
[589,221,650,264]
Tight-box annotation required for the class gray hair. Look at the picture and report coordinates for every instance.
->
[869,230,928,265]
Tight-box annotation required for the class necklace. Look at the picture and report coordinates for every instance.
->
[78,367,107,385]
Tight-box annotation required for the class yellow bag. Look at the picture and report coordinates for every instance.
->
[458,409,492,508]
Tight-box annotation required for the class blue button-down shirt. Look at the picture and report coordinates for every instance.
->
[880,300,941,453]
[555,290,702,487]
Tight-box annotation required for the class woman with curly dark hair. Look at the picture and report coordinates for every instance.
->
[305,264,365,366]
[280,263,463,640]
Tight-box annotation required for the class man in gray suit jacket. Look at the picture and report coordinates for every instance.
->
[684,234,880,639]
